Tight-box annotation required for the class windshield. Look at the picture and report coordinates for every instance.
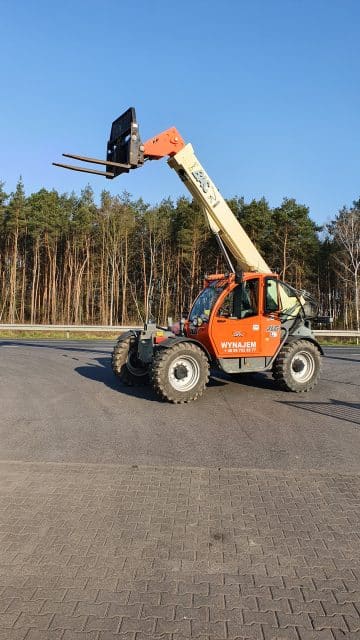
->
[189,282,224,322]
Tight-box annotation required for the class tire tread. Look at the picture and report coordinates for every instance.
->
[151,342,209,403]
[273,339,321,392]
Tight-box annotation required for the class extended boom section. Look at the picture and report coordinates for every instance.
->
[168,144,270,273]
[53,108,269,273]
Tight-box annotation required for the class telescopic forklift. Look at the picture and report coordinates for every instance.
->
[54,107,322,403]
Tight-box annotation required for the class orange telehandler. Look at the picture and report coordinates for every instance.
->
[54,107,322,403]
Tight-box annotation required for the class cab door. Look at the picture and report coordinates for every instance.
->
[209,277,281,359]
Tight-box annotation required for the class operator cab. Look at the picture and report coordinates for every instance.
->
[185,272,314,364]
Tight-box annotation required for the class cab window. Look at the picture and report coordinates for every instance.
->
[218,279,259,318]
[264,278,279,313]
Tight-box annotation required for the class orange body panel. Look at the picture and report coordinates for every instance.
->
[143,128,186,159]
[185,273,282,360]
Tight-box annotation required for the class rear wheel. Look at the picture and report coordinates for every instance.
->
[273,340,321,392]
[151,342,209,403]
[111,335,149,386]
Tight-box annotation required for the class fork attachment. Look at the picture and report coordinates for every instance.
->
[53,108,145,179]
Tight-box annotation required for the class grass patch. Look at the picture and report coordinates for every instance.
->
[317,338,359,346]
[0,331,120,340]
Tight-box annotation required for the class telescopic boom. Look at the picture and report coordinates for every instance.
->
[53,107,270,273]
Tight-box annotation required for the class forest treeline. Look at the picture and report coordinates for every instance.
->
[0,179,359,329]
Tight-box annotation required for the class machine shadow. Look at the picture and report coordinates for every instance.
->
[75,356,228,401]
[225,371,277,391]
[277,398,360,426]
[75,356,154,400]
[325,353,360,363]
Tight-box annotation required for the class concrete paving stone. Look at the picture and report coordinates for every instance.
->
[194,594,226,608]
[49,613,88,631]
[120,616,155,633]
[175,605,209,622]
[209,584,241,597]
[62,634,99,640]
[225,573,254,587]
[160,591,192,607]
[26,632,64,640]
[191,620,227,638]
[0,630,28,640]
[65,588,100,603]
[13,611,53,629]
[343,615,360,632]
[301,589,337,603]
[297,631,335,640]
[210,606,243,622]
[0,597,13,612]
[24,575,61,589]
[97,634,136,640]
[84,615,122,632]
[332,633,360,640]
[106,603,141,619]
[335,590,360,604]
[290,599,325,615]
[322,601,359,616]
[155,617,191,635]
[276,611,313,629]
[31,587,67,602]
[310,614,349,632]
[75,600,109,616]
[261,626,299,640]
[225,621,263,639]
[140,603,174,619]
[242,609,278,627]
[172,635,208,640]
[7,597,46,613]
[96,589,130,604]
[40,601,78,616]
[85,577,119,591]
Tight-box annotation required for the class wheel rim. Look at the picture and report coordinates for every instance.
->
[126,351,147,377]
[168,355,200,392]
[291,350,315,383]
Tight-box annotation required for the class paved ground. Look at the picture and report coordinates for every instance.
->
[0,341,359,639]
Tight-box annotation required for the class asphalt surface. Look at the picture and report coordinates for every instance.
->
[0,340,359,472]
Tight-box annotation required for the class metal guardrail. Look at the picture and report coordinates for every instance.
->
[0,324,359,337]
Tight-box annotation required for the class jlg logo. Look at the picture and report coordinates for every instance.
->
[192,169,220,206]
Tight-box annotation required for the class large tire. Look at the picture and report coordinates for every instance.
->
[151,342,209,404]
[273,340,321,392]
[111,335,149,386]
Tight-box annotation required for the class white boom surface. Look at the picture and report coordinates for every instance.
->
[168,144,270,273]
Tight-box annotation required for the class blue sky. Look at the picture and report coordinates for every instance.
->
[1,0,359,223]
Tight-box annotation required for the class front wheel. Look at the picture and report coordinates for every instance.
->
[151,342,209,403]
[272,340,321,392]
[111,335,149,386]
